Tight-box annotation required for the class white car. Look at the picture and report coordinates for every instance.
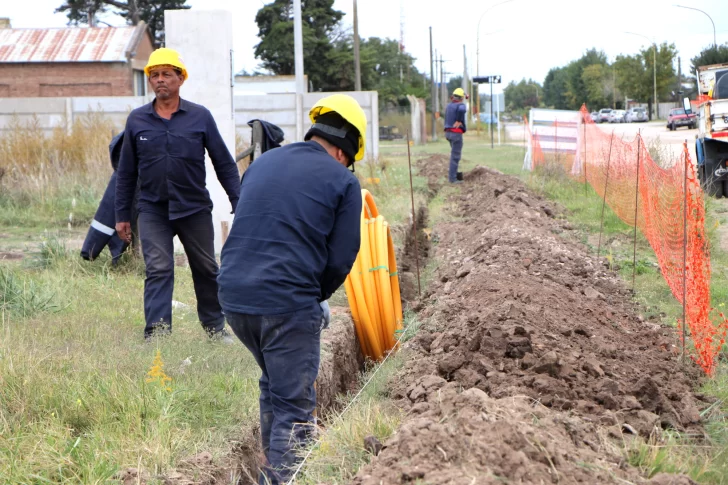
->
[626,107,648,122]
[598,108,613,123]
[609,109,626,123]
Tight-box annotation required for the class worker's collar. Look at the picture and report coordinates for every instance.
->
[306,139,328,154]
[145,97,189,116]
[306,139,355,172]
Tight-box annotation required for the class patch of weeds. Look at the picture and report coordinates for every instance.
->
[0,266,58,318]
[33,234,70,268]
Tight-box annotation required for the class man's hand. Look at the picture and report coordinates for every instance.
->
[320,300,331,331]
[116,222,132,243]
[453,121,463,128]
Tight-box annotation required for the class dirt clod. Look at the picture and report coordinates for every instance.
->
[647,473,699,485]
[363,435,383,456]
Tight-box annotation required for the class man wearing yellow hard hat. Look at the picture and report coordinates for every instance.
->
[444,87,468,184]
[115,48,240,341]
[218,94,366,484]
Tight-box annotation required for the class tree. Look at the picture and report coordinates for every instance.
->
[613,42,677,110]
[253,0,427,108]
[543,67,569,109]
[359,37,428,110]
[690,44,728,90]
[614,53,649,103]
[55,0,190,47]
[504,78,542,113]
[581,64,614,110]
[254,0,343,91]
[562,49,609,109]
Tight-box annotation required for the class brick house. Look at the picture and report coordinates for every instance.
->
[0,20,153,98]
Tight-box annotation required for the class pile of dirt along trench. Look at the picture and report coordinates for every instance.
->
[353,155,710,485]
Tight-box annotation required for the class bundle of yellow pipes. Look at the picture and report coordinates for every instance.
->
[344,190,404,361]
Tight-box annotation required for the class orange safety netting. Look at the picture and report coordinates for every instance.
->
[525,106,727,375]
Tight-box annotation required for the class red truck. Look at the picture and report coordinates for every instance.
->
[666,107,697,131]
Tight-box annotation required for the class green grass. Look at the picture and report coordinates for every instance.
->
[0,251,260,483]
[4,131,727,483]
[0,179,101,229]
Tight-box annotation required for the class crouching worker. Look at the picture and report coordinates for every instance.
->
[218,94,366,484]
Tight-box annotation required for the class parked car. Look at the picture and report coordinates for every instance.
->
[379,125,404,141]
[626,107,648,122]
[666,108,697,131]
[590,111,599,122]
[598,108,613,123]
[609,109,626,123]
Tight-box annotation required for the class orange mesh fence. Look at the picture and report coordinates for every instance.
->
[526,105,727,375]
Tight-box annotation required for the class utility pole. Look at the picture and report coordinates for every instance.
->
[434,49,439,116]
[490,79,494,149]
[463,45,469,118]
[430,27,436,141]
[353,0,361,91]
[678,56,682,104]
[440,54,446,114]
[652,42,658,120]
[293,0,305,141]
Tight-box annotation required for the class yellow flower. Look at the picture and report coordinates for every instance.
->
[146,349,172,392]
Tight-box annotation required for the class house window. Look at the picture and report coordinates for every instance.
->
[134,70,146,96]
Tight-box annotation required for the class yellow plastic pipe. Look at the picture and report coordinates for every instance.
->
[358,210,383,350]
[349,256,382,359]
[343,189,404,360]
[368,217,387,348]
[344,276,370,359]
[388,229,403,331]
[375,217,396,349]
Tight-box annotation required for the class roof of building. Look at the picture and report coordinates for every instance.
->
[0,24,147,63]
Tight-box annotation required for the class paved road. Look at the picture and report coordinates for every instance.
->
[503,119,698,165]
[595,120,698,165]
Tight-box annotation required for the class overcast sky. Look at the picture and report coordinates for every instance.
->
[5,0,728,95]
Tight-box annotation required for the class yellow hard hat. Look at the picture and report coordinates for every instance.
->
[453,87,465,98]
[144,48,188,80]
[309,94,367,161]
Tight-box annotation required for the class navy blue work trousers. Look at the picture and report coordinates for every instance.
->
[225,302,322,485]
[138,210,225,337]
[445,131,463,182]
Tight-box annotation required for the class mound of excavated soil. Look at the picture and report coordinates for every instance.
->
[353,162,707,484]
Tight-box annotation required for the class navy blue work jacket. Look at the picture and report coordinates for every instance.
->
[115,98,240,222]
[218,141,362,315]
[444,101,467,132]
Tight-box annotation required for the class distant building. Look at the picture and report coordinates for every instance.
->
[0,19,153,98]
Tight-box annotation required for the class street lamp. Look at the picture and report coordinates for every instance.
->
[674,4,716,49]
[476,0,514,77]
[625,31,658,121]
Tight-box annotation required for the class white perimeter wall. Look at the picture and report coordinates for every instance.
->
[0,93,380,163]
[235,91,379,160]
